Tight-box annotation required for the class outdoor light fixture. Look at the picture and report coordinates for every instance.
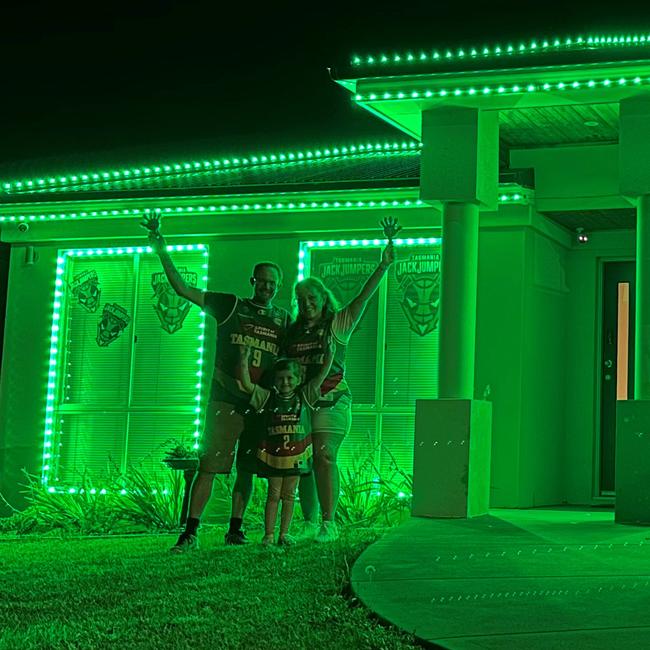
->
[576,227,589,244]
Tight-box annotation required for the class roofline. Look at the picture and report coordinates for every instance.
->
[0,140,422,197]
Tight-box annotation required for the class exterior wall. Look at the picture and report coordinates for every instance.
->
[475,228,526,507]
[519,230,569,506]
[475,222,569,508]
[0,207,613,514]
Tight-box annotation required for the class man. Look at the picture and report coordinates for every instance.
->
[141,209,289,551]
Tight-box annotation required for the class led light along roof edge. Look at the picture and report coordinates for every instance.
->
[353,74,648,102]
[0,188,531,223]
[1,141,422,195]
[350,33,650,69]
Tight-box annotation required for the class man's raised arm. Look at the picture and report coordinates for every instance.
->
[141,209,205,309]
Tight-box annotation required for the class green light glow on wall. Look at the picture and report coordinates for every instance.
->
[0,189,528,224]
[297,236,442,281]
[354,75,646,102]
[0,141,422,194]
[350,33,650,68]
[43,244,209,490]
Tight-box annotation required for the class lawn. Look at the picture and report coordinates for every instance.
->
[0,527,420,650]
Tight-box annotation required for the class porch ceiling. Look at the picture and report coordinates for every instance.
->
[500,103,619,148]
[542,207,636,232]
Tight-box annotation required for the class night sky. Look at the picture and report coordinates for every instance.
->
[0,0,643,177]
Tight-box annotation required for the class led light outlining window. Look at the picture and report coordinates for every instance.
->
[353,75,646,102]
[1,141,422,194]
[297,236,442,282]
[350,33,650,68]
[42,243,209,489]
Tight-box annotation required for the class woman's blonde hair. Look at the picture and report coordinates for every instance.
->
[292,277,339,323]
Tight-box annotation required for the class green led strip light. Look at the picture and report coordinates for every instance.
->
[1,191,528,223]
[1,141,422,194]
[42,243,209,488]
[297,236,442,281]
[351,33,650,68]
[354,75,646,102]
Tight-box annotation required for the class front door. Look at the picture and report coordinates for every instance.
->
[600,262,635,494]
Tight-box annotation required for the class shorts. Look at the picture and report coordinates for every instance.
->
[198,401,245,474]
[311,394,352,438]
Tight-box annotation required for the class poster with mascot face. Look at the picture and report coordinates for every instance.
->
[151,267,198,334]
[96,303,131,347]
[395,252,441,337]
[71,269,101,312]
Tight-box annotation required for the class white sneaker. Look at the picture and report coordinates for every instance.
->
[295,521,319,541]
[261,533,275,547]
[315,521,339,543]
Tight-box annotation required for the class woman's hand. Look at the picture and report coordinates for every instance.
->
[381,242,396,268]
[380,216,400,269]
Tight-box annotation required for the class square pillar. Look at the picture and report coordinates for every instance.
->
[412,399,492,518]
[420,107,499,209]
[616,400,650,525]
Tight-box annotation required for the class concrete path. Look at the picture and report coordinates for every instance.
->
[351,508,650,648]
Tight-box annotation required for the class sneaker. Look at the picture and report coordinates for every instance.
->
[170,532,198,553]
[224,529,249,545]
[315,521,339,543]
[277,534,296,547]
[295,521,319,541]
[261,533,275,547]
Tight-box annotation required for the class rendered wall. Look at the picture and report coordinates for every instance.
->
[0,216,579,513]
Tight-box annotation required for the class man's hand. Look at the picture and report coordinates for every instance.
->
[140,208,162,233]
[380,216,402,243]
[140,209,165,253]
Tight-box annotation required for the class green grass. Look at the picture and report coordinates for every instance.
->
[0,528,420,650]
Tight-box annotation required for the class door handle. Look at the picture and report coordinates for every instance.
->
[604,359,613,369]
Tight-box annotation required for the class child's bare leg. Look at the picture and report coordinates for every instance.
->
[264,477,282,539]
[279,476,300,539]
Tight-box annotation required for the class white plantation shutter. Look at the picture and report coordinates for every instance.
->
[383,245,440,407]
[53,250,207,485]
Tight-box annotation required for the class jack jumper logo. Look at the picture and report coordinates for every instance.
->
[96,303,131,347]
[151,267,198,334]
[317,257,376,304]
[71,269,101,313]
[396,252,441,337]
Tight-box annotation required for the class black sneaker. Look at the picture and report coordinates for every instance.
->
[170,531,198,553]
[224,529,249,545]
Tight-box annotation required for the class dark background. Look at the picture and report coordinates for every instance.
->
[0,0,642,176]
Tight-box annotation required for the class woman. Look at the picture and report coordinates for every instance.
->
[286,217,400,542]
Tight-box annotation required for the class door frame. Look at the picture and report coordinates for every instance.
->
[593,256,635,503]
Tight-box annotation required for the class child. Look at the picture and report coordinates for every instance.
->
[239,340,334,546]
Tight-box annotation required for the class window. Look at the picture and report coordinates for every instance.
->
[303,239,441,476]
[44,246,208,489]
